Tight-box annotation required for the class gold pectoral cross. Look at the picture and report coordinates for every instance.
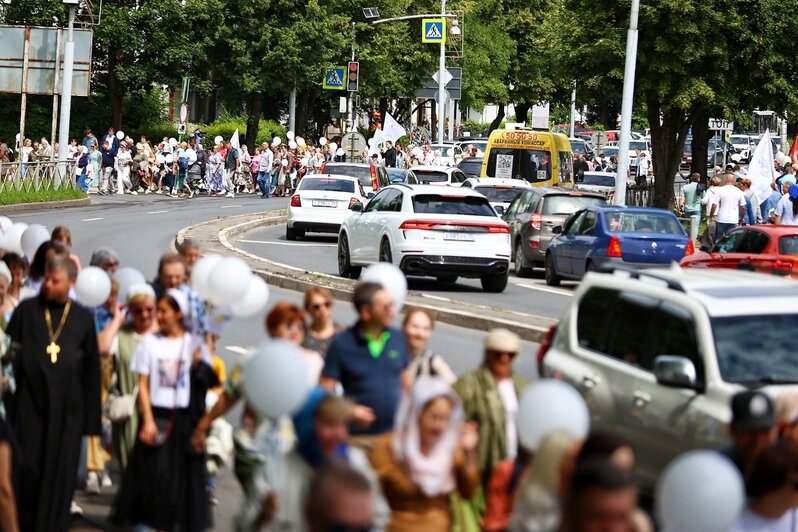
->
[46,342,60,364]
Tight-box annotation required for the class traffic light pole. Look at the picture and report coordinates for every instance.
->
[349,22,356,135]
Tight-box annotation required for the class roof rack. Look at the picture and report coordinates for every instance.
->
[594,264,687,293]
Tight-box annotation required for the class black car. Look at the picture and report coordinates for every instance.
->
[457,157,484,178]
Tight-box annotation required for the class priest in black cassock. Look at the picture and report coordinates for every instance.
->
[6,255,101,531]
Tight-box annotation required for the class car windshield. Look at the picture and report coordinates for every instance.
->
[487,148,553,182]
[603,212,684,234]
[601,148,618,157]
[714,315,798,383]
[323,165,371,187]
[629,141,648,152]
[474,186,525,203]
[779,236,798,255]
[583,174,615,186]
[458,159,483,177]
[414,170,449,183]
[412,194,496,216]
[543,195,606,215]
[730,136,749,144]
[571,142,587,154]
[300,177,355,193]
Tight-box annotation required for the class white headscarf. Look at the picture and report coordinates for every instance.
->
[392,375,463,497]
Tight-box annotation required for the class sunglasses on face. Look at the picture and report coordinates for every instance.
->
[488,350,517,359]
[311,301,332,311]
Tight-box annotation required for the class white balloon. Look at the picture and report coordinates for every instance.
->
[412,147,422,157]
[272,137,282,147]
[517,379,590,451]
[75,266,112,307]
[21,224,50,260]
[288,140,297,150]
[3,223,28,255]
[214,135,224,145]
[191,255,222,299]
[319,137,328,146]
[296,137,306,147]
[116,131,125,140]
[169,137,178,147]
[207,256,252,306]
[360,262,408,310]
[656,451,744,532]
[114,267,146,302]
[230,275,270,317]
[286,131,295,140]
[244,340,310,418]
[336,148,345,157]
[281,159,289,167]
[155,153,166,165]
[329,142,338,152]
[165,154,174,164]
[185,148,197,163]
[0,216,12,233]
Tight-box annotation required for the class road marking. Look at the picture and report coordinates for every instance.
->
[81,217,103,222]
[225,345,254,355]
[238,239,336,247]
[147,210,168,214]
[220,204,242,209]
[516,282,573,297]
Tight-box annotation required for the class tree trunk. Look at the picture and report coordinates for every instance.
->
[107,44,123,129]
[489,103,505,134]
[648,96,691,210]
[245,92,262,151]
[514,102,531,125]
[690,106,710,181]
[379,98,388,128]
[295,89,313,136]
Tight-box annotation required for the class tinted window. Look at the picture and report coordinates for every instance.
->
[602,211,684,235]
[571,141,587,155]
[713,315,798,383]
[324,165,372,187]
[583,174,615,187]
[414,170,449,183]
[579,211,597,235]
[543,194,606,215]
[487,148,552,183]
[474,186,525,203]
[458,158,484,177]
[387,169,407,183]
[364,188,395,212]
[715,230,746,253]
[412,194,496,216]
[564,211,586,235]
[737,230,770,254]
[779,236,798,255]
[299,177,355,193]
[559,152,572,183]
[629,141,648,152]
[652,302,701,375]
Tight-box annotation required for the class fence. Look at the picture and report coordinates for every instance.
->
[625,183,656,207]
[0,160,78,193]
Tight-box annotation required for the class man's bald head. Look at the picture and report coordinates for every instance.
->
[725,173,736,185]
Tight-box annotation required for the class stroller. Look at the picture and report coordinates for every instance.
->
[187,161,207,195]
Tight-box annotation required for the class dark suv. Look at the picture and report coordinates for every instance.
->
[503,188,606,277]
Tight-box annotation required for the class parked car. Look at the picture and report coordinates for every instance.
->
[409,165,469,186]
[286,174,368,240]
[680,138,727,171]
[537,266,798,492]
[627,140,651,174]
[457,156,485,178]
[574,171,616,200]
[680,225,798,276]
[429,143,463,166]
[461,177,530,215]
[337,184,511,292]
[569,138,595,159]
[544,206,693,286]
[316,162,390,195]
[504,188,607,277]
[456,138,488,156]
[387,168,420,184]
[729,134,753,163]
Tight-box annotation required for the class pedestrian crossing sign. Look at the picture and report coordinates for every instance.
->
[323,66,347,90]
[422,19,446,44]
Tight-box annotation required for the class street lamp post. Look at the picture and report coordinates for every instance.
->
[57,0,79,184]
[437,0,446,144]
[614,0,640,206]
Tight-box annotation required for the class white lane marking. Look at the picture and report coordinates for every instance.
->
[238,239,336,247]
[220,204,242,209]
[420,294,454,302]
[147,210,169,214]
[81,217,103,222]
[516,282,573,297]
[225,345,254,355]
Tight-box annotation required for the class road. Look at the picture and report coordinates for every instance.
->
[6,194,540,530]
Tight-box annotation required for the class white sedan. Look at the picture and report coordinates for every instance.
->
[286,174,367,240]
[409,165,469,187]
[338,184,512,292]
[461,177,530,215]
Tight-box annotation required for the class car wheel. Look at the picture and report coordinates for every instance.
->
[514,240,534,278]
[545,253,561,286]
[437,275,458,284]
[481,272,509,293]
[586,259,594,273]
[379,238,393,264]
[337,233,361,279]
[286,225,298,241]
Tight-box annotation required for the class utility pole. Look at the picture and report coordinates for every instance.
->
[57,2,78,184]
[614,0,640,206]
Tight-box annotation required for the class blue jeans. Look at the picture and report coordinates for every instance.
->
[257,171,270,197]
[716,222,737,239]
[270,171,279,194]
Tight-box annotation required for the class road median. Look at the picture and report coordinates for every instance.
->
[176,211,554,342]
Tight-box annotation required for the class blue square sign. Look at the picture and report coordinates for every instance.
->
[323,66,346,90]
[422,19,446,44]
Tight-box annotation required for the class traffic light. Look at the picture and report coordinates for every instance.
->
[347,61,360,92]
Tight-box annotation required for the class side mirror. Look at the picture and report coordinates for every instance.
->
[351,202,364,212]
[367,192,375,199]
[552,225,563,234]
[654,355,700,390]
[494,205,506,215]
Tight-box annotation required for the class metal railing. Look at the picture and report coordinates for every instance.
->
[625,183,656,207]
[0,160,78,193]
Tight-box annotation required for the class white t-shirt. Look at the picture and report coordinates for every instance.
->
[775,194,798,226]
[712,185,747,224]
[497,379,519,459]
[727,507,798,532]
[130,332,210,409]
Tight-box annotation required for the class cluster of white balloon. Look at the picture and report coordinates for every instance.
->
[0,219,50,259]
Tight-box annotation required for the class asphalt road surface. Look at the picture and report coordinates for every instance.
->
[7,194,540,530]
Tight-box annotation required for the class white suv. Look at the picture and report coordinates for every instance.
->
[338,184,511,292]
[537,265,798,491]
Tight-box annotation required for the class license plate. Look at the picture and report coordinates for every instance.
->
[312,200,338,208]
[443,232,475,242]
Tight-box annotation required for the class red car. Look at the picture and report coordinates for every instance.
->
[680,225,798,275]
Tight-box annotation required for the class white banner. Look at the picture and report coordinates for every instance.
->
[368,129,385,157]
[383,113,407,144]
[748,130,775,206]
[230,129,241,152]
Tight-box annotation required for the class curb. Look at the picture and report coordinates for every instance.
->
[176,211,551,343]
[1,197,91,212]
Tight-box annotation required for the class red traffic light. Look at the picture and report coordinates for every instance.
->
[347,61,359,92]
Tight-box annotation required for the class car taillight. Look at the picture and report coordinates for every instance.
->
[371,165,379,192]
[399,220,510,233]
[607,235,623,258]
[536,324,557,376]
[685,240,695,256]
[319,162,326,173]
[530,213,542,230]
[290,194,301,207]
[349,197,361,208]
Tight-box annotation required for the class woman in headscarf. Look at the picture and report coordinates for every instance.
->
[370,376,480,532]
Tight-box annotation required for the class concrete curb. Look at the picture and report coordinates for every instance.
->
[2,196,91,212]
[176,211,551,343]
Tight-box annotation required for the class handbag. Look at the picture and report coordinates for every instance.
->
[108,384,139,423]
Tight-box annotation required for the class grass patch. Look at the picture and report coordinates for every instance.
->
[0,188,87,206]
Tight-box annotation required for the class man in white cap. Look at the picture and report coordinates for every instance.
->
[453,328,526,486]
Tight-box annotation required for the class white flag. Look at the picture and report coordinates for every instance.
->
[230,129,241,152]
[383,113,407,144]
[748,130,775,206]
[369,129,385,157]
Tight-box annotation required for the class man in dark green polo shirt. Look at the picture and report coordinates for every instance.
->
[320,282,410,452]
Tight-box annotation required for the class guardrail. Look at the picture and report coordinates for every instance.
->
[0,160,78,193]
[625,183,656,206]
